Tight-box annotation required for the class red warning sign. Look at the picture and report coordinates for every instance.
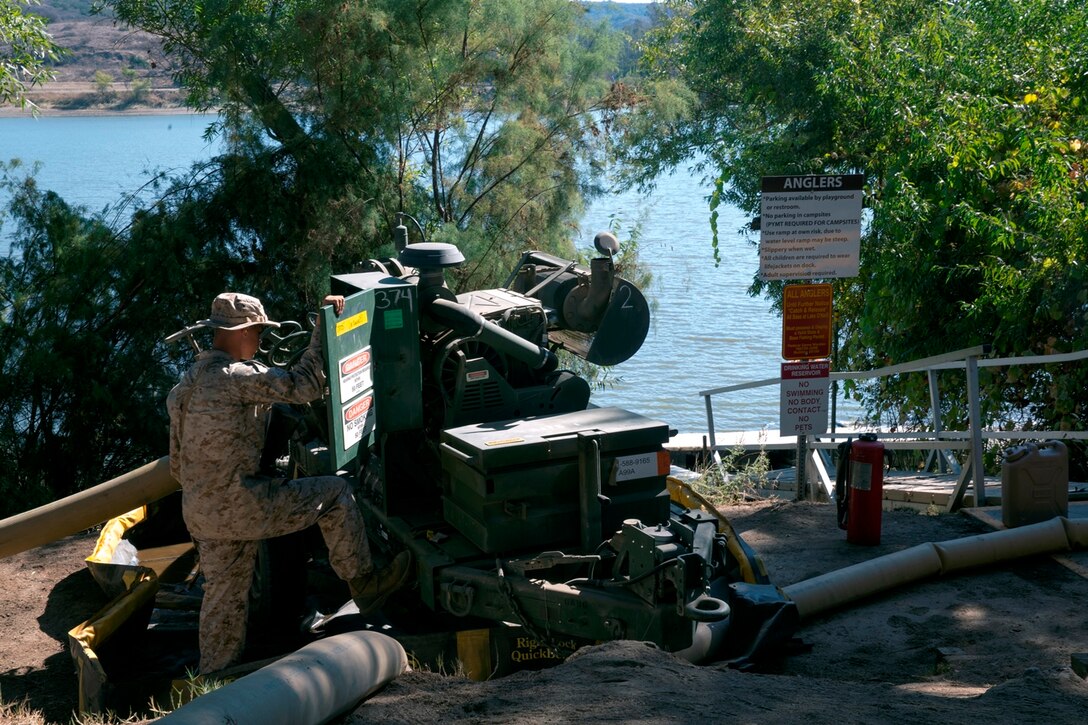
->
[782,284,833,360]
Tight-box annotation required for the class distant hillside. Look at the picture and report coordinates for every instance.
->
[7,0,179,113]
[31,0,170,81]
[582,1,654,34]
[581,1,655,75]
[10,0,656,113]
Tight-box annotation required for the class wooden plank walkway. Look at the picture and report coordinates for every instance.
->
[667,429,1088,509]
[882,472,1000,508]
[669,430,802,453]
[739,469,1086,510]
[739,468,1006,509]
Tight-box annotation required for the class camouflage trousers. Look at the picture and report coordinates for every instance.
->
[191,475,371,674]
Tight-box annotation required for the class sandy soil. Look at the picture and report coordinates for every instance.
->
[2,500,1086,724]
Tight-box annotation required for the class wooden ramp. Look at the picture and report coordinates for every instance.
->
[738,468,1006,509]
[882,472,1001,509]
[742,470,1086,510]
[667,428,1087,510]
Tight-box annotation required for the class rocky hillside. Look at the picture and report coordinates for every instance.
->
[11,1,180,112]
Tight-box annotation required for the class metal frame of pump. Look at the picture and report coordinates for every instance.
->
[302,222,731,653]
[352,431,732,653]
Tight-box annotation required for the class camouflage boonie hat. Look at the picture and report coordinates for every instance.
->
[197,292,281,330]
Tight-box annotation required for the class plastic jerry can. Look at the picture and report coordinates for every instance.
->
[1001,440,1069,528]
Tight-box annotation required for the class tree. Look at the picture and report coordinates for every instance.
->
[0,1,633,504]
[629,0,1088,434]
[92,68,112,94]
[0,0,58,109]
[99,0,627,301]
[0,164,234,515]
[129,76,149,101]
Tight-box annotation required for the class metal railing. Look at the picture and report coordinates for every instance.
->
[699,346,1088,510]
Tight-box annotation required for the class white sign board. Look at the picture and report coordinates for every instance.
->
[337,347,373,404]
[341,393,375,450]
[780,360,830,436]
[759,174,863,280]
[613,451,668,483]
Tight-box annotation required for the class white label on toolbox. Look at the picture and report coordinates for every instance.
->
[342,393,375,450]
[614,452,660,482]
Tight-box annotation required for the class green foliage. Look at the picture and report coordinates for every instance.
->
[581,0,654,76]
[147,669,230,716]
[129,76,149,100]
[0,163,230,515]
[98,0,627,298]
[0,0,60,109]
[631,0,1088,433]
[688,443,771,507]
[92,68,112,92]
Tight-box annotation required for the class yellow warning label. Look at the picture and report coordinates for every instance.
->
[336,310,368,336]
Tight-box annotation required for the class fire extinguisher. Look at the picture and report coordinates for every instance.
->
[835,433,885,545]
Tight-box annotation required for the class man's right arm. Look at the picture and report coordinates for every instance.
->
[227,297,344,405]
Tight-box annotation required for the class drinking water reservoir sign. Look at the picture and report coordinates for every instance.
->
[759,174,864,280]
[780,360,830,436]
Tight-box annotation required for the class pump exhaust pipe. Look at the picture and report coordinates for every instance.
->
[426,297,558,373]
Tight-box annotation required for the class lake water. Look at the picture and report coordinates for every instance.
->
[0,114,221,214]
[0,113,834,434]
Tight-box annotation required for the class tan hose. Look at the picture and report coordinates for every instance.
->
[157,631,408,725]
[0,457,179,560]
[783,516,1088,620]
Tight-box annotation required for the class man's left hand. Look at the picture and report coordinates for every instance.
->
[322,295,346,316]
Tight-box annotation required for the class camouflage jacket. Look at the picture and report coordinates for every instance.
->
[166,328,326,539]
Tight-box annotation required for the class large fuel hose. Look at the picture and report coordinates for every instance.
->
[782,516,1088,621]
[0,456,179,560]
[426,296,558,373]
[158,631,408,725]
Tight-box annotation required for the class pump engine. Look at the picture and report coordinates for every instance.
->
[260,221,782,666]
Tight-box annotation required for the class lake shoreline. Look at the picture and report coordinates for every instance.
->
[0,103,202,119]
[0,81,202,119]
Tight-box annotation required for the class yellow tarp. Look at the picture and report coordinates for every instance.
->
[71,505,196,714]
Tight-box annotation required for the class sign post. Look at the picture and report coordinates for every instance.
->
[780,359,830,501]
[757,173,864,500]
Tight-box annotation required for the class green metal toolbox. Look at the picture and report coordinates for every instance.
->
[439,407,672,553]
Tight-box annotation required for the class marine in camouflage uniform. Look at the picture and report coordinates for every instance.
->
[167,292,409,674]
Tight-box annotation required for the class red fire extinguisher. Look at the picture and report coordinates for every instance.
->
[835,434,885,545]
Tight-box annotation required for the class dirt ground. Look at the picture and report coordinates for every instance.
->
[2,500,1087,724]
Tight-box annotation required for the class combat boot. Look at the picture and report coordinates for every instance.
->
[349,550,413,614]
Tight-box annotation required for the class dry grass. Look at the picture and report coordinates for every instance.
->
[0,696,46,725]
[687,442,774,507]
